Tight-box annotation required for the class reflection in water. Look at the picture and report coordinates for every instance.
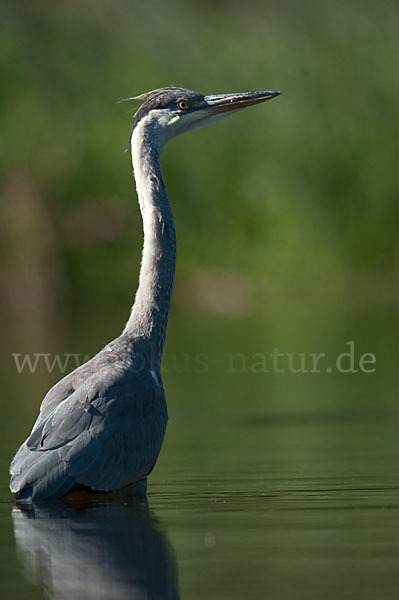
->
[12,501,179,599]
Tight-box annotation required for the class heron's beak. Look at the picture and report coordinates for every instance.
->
[204,90,281,114]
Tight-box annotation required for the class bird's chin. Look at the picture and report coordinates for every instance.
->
[175,109,235,137]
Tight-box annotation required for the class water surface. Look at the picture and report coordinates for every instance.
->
[1,316,398,599]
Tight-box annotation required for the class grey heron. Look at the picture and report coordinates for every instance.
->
[10,86,281,502]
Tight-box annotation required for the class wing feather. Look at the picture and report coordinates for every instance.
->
[10,368,168,501]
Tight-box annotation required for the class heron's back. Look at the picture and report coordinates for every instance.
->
[10,346,167,502]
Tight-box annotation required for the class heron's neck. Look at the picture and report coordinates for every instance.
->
[123,123,176,369]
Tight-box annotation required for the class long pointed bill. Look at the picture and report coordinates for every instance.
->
[204,90,281,115]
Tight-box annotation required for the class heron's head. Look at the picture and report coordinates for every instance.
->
[127,86,281,150]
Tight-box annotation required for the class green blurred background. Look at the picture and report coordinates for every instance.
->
[0,1,398,596]
[1,0,398,470]
[1,0,397,468]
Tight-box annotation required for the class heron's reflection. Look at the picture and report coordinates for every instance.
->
[12,499,179,599]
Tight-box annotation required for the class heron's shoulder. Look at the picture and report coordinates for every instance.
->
[45,358,162,414]
[36,337,160,421]
[28,364,165,450]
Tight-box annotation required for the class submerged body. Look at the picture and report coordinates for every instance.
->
[10,86,280,502]
[10,338,167,501]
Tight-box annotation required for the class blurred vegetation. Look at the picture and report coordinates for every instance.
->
[0,0,397,414]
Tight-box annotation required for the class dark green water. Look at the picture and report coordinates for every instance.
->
[1,315,398,599]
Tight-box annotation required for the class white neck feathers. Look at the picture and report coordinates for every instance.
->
[123,117,176,368]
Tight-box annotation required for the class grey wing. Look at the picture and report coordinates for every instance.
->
[10,372,168,501]
[29,359,94,429]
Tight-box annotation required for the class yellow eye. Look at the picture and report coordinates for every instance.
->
[178,100,189,110]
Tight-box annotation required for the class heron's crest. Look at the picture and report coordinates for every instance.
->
[118,86,180,104]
